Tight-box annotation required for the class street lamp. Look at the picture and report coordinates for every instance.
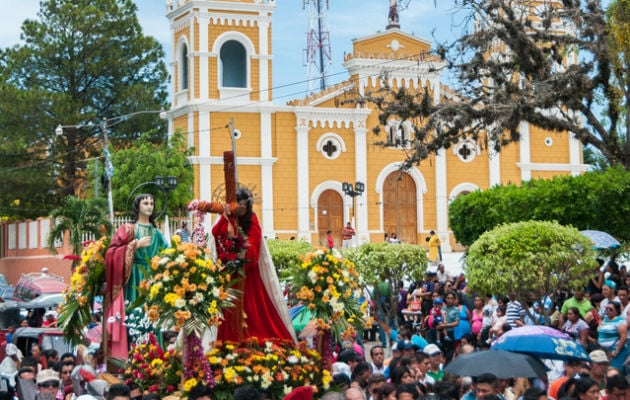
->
[342,181,365,221]
[55,109,167,222]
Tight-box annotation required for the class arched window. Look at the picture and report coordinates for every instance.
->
[220,40,247,88]
[180,44,189,90]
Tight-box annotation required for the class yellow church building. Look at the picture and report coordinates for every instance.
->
[164,0,588,252]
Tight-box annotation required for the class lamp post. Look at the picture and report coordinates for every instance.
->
[55,110,167,222]
[342,181,365,223]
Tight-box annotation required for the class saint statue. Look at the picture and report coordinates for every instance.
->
[195,188,296,343]
[105,194,168,360]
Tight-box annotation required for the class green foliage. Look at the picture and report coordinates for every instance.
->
[466,221,598,321]
[0,0,168,219]
[110,132,193,218]
[266,239,314,280]
[344,243,427,328]
[46,196,111,267]
[449,167,630,247]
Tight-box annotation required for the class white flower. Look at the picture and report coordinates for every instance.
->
[287,355,299,364]
[212,287,220,297]
[206,276,215,285]
[194,292,205,303]
[283,385,292,395]
[264,341,273,353]
[261,374,272,389]
[332,302,344,313]
[307,270,317,283]
[174,298,186,308]
[159,257,169,266]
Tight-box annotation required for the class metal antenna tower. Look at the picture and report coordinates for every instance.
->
[303,0,332,92]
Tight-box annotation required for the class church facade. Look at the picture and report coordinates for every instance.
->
[165,0,587,251]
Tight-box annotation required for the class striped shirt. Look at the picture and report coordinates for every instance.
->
[598,316,625,350]
[506,300,525,328]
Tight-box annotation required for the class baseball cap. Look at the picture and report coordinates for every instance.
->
[589,350,609,364]
[36,369,59,385]
[423,343,442,356]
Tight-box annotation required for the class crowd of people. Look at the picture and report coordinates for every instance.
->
[321,258,630,400]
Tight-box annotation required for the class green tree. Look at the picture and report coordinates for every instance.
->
[344,243,427,332]
[46,196,112,268]
[109,132,194,218]
[266,239,314,281]
[0,0,168,220]
[466,221,597,325]
[363,0,630,171]
[449,167,630,247]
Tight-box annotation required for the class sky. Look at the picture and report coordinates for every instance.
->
[0,0,463,102]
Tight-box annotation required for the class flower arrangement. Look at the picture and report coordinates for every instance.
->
[291,249,367,341]
[57,236,109,346]
[124,333,182,394]
[206,338,331,400]
[140,235,237,335]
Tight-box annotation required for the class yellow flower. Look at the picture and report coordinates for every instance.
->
[164,293,180,306]
[182,378,198,392]
[172,234,181,245]
[149,285,160,300]
[150,359,163,367]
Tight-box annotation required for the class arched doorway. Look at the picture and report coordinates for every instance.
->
[383,172,417,244]
[317,190,343,248]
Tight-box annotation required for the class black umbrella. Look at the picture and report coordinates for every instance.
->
[444,349,548,378]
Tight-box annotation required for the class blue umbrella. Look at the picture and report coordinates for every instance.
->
[492,325,590,361]
[580,230,621,250]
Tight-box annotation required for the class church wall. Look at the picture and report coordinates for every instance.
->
[208,112,262,155]
[499,142,523,184]
[529,126,570,164]
[270,112,298,235]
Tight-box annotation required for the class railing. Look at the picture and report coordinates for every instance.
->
[2,216,191,255]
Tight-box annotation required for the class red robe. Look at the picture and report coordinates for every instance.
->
[104,224,136,360]
[212,213,293,342]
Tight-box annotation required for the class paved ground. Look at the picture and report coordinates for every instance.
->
[440,252,466,276]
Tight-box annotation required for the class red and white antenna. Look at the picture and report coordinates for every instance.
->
[303,0,332,92]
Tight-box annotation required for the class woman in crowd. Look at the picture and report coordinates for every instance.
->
[570,377,600,400]
[561,307,589,348]
[471,295,485,343]
[453,293,472,343]
[597,300,628,369]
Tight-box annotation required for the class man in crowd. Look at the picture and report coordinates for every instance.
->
[423,344,444,383]
[369,346,386,375]
[606,374,628,400]
[35,369,59,400]
[588,350,609,390]
[559,288,593,327]
[475,374,500,399]
[342,222,356,248]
